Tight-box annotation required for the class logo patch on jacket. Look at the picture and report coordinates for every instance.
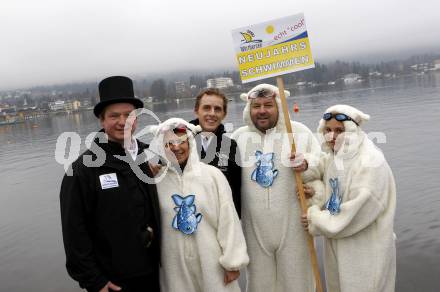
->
[251,150,278,188]
[216,152,229,167]
[99,173,119,189]
[171,194,203,235]
[326,178,342,215]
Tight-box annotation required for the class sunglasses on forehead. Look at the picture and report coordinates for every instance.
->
[164,134,188,148]
[323,113,359,126]
[248,88,276,99]
[173,126,187,134]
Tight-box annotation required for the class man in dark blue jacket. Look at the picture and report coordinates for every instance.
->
[190,88,242,217]
[60,76,160,292]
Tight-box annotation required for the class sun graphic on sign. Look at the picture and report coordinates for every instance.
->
[266,25,275,34]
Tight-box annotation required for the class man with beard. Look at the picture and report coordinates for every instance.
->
[232,83,321,292]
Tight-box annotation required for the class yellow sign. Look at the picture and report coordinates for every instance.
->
[231,13,315,83]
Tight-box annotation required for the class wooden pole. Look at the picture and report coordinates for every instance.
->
[276,77,323,292]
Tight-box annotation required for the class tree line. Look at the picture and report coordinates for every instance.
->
[3,53,439,107]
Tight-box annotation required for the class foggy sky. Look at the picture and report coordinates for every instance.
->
[1,0,440,90]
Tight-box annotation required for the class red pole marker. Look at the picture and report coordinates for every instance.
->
[293,102,299,113]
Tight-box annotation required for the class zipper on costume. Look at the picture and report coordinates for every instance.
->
[178,169,183,191]
[267,187,271,209]
[261,133,272,209]
[170,166,183,191]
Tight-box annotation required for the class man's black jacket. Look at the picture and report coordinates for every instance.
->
[60,134,160,292]
[190,119,242,217]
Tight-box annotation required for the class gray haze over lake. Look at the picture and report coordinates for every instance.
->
[1,0,440,90]
[1,74,439,291]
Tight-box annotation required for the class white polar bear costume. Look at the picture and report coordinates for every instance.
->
[149,118,249,292]
[231,84,321,292]
[306,105,396,292]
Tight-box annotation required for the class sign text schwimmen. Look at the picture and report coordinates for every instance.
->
[231,13,315,83]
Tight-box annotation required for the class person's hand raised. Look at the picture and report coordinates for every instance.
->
[148,162,162,177]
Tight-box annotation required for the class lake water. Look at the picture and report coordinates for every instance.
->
[1,74,439,291]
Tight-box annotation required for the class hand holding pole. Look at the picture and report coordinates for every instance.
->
[277,77,323,292]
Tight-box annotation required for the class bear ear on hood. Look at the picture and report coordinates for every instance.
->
[188,124,202,134]
[240,93,248,102]
[142,125,161,135]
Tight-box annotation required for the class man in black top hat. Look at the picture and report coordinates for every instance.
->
[60,76,160,292]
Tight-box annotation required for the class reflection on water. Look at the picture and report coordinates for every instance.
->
[1,74,439,291]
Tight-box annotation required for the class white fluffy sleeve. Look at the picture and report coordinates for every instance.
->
[306,152,330,208]
[213,168,249,271]
[307,159,393,239]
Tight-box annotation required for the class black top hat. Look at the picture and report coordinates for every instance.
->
[94,76,144,117]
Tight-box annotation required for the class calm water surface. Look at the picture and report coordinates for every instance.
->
[1,74,439,291]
